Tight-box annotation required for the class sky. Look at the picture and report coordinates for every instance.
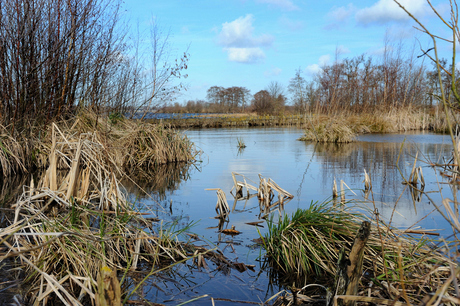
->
[122,0,452,103]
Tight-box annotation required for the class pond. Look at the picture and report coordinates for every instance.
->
[127,127,456,304]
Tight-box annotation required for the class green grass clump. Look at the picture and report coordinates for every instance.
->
[261,200,455,304]
[262,201,360,277]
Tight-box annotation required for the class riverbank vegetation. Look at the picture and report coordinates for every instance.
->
[0,0,194,177]
[0,126,208,305]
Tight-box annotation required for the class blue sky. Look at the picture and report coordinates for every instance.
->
[122,0,450,103]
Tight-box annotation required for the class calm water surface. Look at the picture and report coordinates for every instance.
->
[132,127,457,304]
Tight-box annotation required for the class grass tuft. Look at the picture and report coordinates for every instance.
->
[261,200,455,304]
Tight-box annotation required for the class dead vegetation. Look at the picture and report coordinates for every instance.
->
[299,108,456,143]
[0,111,198,179]
[0,123,201,305]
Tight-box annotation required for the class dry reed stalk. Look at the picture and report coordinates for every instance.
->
[1,125,194,305]
[0,125,29,177]
[363,169,371,191]
[333,178,338,199]
[206,188,230,219]
[257,174,294,218]
[230,172,258,199]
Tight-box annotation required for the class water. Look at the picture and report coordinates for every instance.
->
[130,127,458,304]
[129,112,216,120]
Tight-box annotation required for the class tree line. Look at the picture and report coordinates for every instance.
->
[162,82,288,115]
[163,43,453,116]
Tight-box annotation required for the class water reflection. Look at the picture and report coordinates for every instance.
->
[122,162,195,201]
[305,138,454,226]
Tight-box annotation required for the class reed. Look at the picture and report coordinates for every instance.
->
[32,111,199,172]
[236,137,247,149]
[0,126,31,177]
[299,107,454,143]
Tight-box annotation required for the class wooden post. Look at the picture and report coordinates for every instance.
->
[330,221,371,306]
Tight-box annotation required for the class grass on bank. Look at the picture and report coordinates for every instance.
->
[0,110,199,179]
[261,200,454,304]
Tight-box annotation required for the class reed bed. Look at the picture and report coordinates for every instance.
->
[299,108,456,143]
[0,110,199,179]
[148,114,305,128]
[0,124,197,305]
[261,201,455,304]
[34,112,198,173]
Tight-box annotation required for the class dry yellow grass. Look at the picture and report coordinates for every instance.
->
[1,123,195,305]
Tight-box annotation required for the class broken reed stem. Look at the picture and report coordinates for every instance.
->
[333,221,370,306]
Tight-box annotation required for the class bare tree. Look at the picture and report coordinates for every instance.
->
[252,90,272,115]
[137,22,189,119]
[267,81,286,115]
[206,85,251,112]
[288,68,308,113]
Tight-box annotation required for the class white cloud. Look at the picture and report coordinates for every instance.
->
[325,4,355,30]
[255,0,299,11]
[355,0,428,25]
[306,64,322,76]
[217,14,274,63]
[225,47,266,63]
[329,4,355,22]
[218,15,273,48]
[306,54,331,76]
[318,54,330,66]
[264,67,282,77]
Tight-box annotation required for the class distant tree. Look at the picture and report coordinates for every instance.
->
[252,90,273,115]
[206,86,225,105]
[206,86,251,112]
[288,68,308,113]
[267,81,286,115]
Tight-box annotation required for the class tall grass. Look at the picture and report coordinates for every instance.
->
[0,111,199,178]
[299,117,356,143]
